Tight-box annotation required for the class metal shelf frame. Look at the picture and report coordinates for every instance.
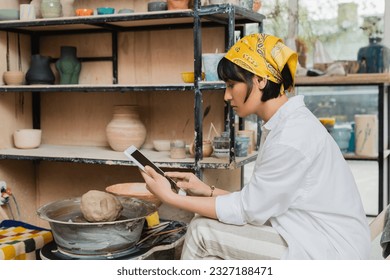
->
[0,3,265,178]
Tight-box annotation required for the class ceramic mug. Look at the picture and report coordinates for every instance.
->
[20,4,36,20]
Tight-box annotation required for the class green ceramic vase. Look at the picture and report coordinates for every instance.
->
[55,46,81,84]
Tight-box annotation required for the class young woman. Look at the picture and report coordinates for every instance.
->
[140,33,370,259]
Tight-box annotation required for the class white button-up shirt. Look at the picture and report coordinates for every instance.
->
[216,95,370,259]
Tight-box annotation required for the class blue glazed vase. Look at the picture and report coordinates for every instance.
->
[357,37,390,73]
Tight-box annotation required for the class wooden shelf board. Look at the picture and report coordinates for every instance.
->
[0,6,264,33]
[296,73,390,86]
[0,84,196,92]
[0,144,257,169]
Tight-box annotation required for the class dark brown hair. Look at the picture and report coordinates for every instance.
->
[217,57,293,102]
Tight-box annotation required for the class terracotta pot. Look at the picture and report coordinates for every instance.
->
[189,140,213,157]
[167,0,191,10]
[3,71,24,85]
[106,105,147,152]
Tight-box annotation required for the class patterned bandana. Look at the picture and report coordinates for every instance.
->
[224,33,298,93]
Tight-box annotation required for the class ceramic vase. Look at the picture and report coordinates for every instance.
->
[41,0,62,18]
[106,105,147,152]
[25,54,55,85]
[357,37,390,73]
[167,0,191,10]
[55,46,81,84]
[60,0,75,17]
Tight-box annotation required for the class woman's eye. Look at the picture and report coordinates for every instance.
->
[227,83,234,89]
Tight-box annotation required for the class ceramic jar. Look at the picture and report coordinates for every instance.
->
[25,54,55,85]
[106,105,147,152]
[55,46,81,84]
[41,0,62,18]
[167,0,191,10]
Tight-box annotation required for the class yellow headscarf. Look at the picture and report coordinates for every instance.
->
[224,33,298,93]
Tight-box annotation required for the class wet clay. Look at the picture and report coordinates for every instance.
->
[80,190,123,222]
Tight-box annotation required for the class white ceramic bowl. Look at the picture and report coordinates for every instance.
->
[13,129,42,149]
[153,140,171,151]
[213,148,229,158]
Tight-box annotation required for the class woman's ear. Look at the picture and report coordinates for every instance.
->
[254,76,267,90]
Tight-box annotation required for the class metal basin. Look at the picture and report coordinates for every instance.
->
[37,196,156,256]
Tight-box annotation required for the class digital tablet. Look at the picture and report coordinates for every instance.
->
[124,145,186,195]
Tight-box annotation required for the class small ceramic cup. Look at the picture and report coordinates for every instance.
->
[76,9,94,16]
[20,4,36,20]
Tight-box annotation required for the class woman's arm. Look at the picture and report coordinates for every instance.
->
[140,166,229,219]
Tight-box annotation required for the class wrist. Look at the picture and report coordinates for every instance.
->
[209,185,215,197]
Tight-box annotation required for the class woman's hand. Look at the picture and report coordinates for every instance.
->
[140,166,176,203]
[164,171,212,197]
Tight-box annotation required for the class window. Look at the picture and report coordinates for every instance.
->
[257,0,385,68]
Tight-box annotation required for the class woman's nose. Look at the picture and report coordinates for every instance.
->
[224,90,232,102]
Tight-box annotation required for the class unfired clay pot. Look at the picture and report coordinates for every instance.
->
[167,0,191,10]
[106,105,147,152]
[189,140,213,157]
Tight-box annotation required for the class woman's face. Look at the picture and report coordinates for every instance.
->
[223,76,262,118]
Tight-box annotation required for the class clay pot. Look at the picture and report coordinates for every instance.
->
[189,140,213,157]
[3,71,24,85]
[106,105,147,152]
[167,0,191,10]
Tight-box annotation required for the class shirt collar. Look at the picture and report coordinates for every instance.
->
[262,95,306,132]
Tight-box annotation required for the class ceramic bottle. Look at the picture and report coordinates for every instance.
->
[55,46,81,84]
[106,105,147,152]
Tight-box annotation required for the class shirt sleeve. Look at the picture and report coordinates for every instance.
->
[216,143,310,225]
